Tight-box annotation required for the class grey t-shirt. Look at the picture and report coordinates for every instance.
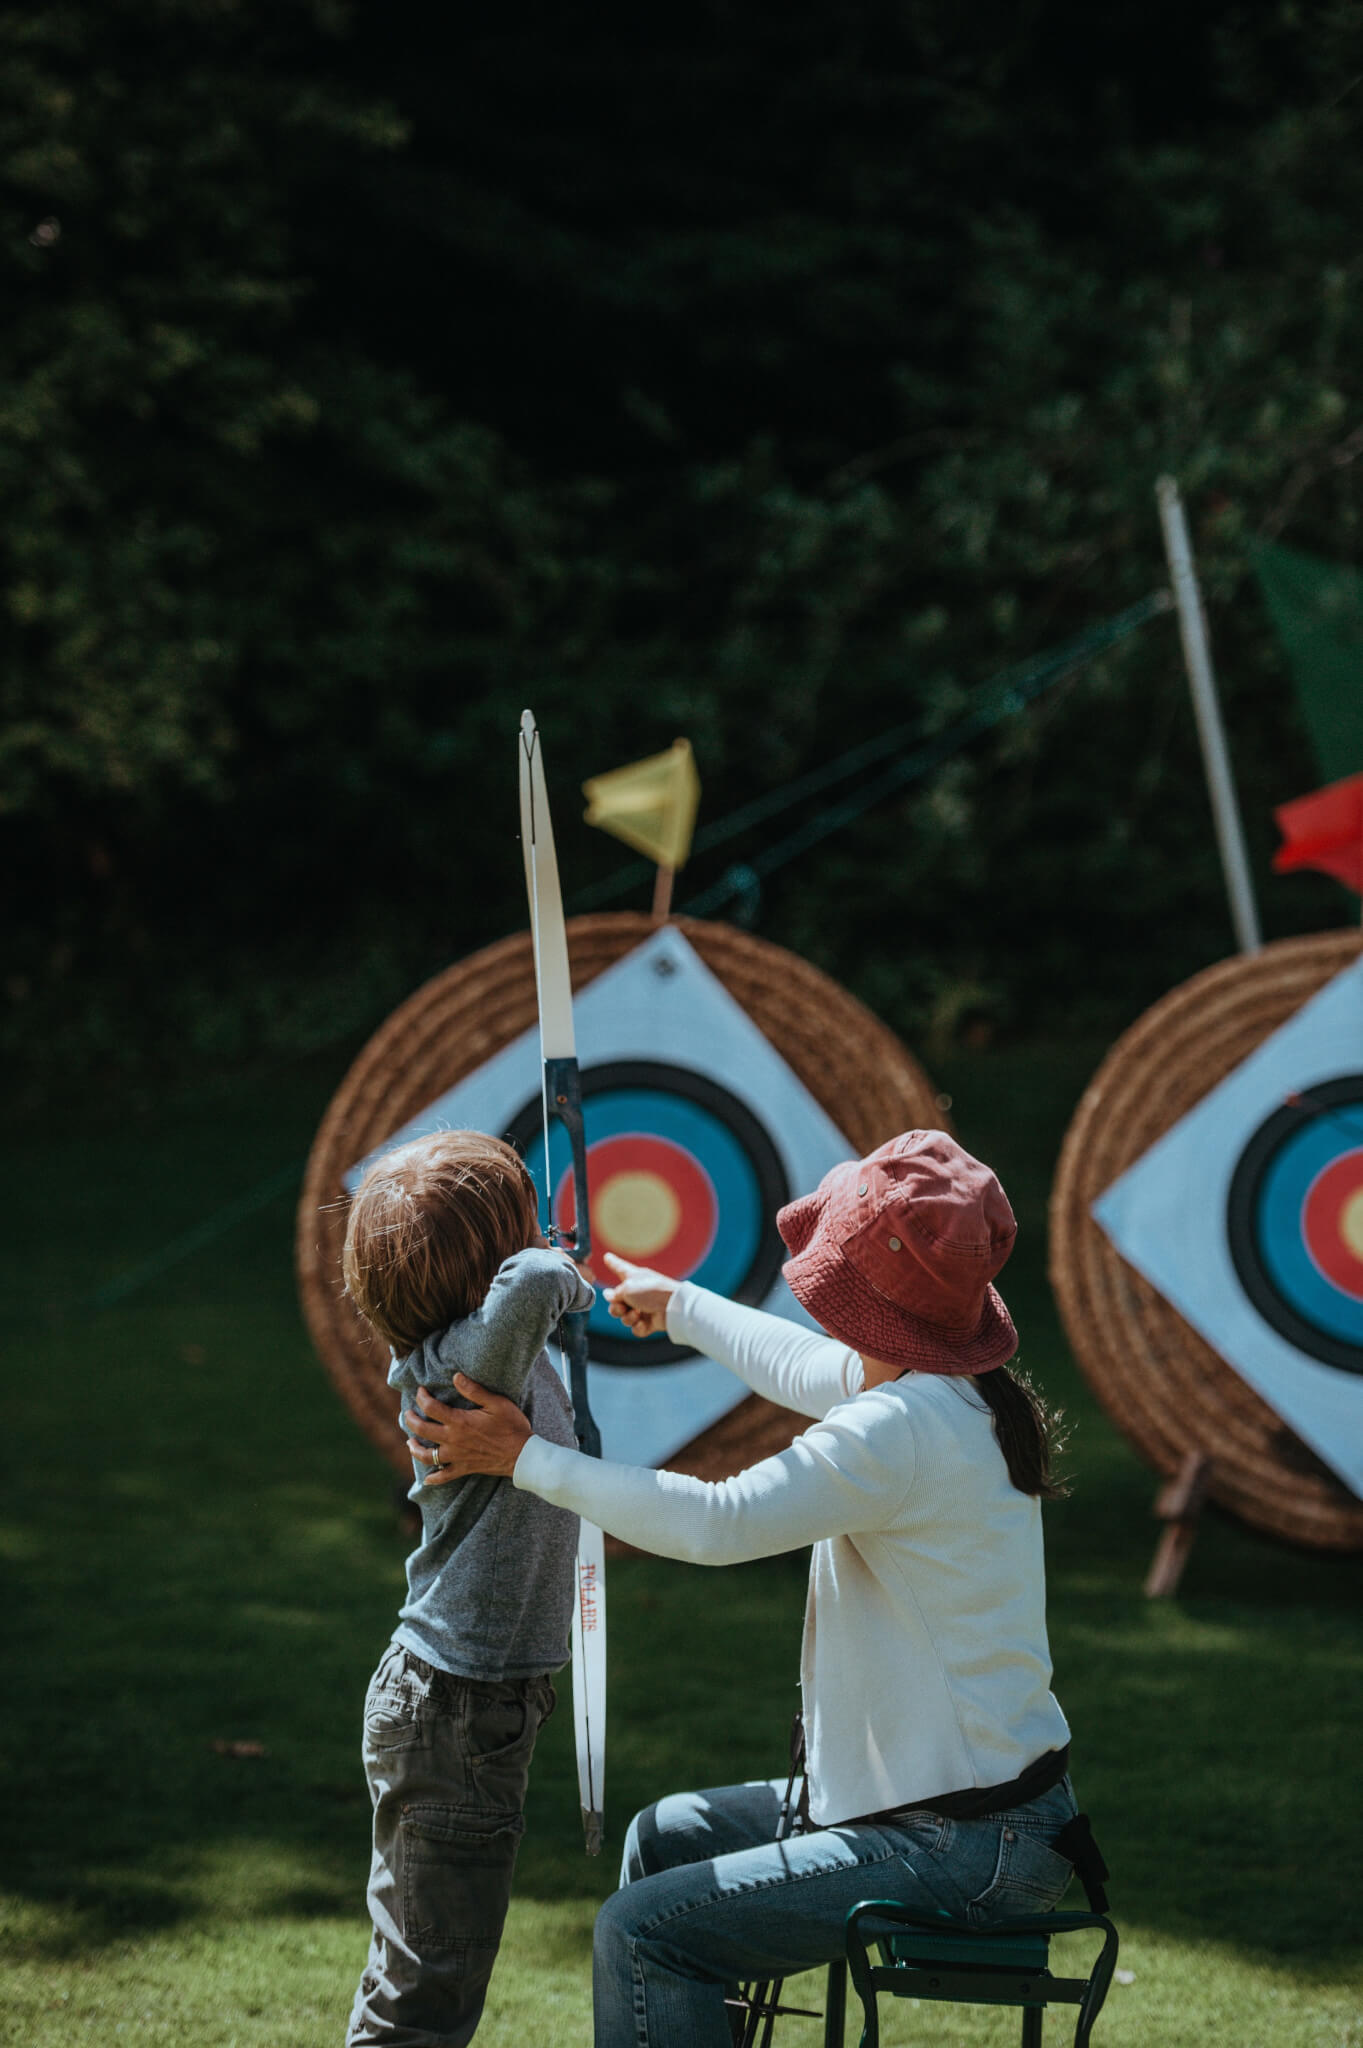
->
[389,1247,593,1681]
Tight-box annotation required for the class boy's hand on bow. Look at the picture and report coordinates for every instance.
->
[601,1252,677,1339]
[405,1376,531,1483]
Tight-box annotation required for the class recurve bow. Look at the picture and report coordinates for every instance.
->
[518,708,606,1854]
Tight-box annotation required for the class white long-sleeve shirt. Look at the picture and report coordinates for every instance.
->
[513,1282,1070,1825]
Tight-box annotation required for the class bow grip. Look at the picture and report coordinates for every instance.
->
[560,1308,601,1460]
[544,1056,591,1262]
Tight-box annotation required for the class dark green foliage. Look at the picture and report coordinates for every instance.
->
[3,2,1361,1088]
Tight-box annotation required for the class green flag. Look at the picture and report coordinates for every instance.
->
[1250,540,1363,781]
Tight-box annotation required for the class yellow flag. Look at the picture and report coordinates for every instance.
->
[582,738,701,869]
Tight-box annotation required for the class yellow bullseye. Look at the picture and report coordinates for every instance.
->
[595,1171,680,1258]
[1341,1188,1363,1264]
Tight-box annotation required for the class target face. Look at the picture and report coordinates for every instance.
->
[1228,1079,1363,1373]
[505,1061,790,1365]
[1093,955,1363,1501]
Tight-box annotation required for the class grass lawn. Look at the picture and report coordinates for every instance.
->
[4,1036,1361,2046]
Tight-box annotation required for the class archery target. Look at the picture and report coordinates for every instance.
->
[1090,951,1363,1504]
[504,1061,790,1365]
[1227,1079,1363,1372]
[300,911,946,1486]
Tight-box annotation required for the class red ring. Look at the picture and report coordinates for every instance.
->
[1302,1147,1363,1301]
[554,1133,719,1280]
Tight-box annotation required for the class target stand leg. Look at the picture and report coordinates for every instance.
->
[1144,1450,1212,1598]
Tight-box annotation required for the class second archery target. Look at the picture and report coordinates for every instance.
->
[1051,929,1363,1550]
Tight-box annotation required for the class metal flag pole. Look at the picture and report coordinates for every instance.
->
[1156,474,1263,954]
[518,709,607,1855]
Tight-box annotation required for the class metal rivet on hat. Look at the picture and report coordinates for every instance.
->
[888,1236,901,1251]
[858,1184,868,1197]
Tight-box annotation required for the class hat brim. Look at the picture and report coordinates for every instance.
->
[783,1245,1017,1375]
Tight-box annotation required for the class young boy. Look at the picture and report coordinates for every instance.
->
[340,1128,591,2047]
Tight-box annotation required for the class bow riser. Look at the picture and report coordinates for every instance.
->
[542,1054,600,1461]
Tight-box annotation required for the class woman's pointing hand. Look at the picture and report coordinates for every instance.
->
[601,1253,677,1339]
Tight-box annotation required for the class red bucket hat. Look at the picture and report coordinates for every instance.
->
[777,1131,1018,1375]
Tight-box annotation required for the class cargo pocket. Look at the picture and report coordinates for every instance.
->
[967,1824,1074,1926]
[400,1801,525,1958]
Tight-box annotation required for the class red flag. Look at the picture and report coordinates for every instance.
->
[1272,771,1363,895]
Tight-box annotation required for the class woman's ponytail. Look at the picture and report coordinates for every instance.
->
[974,1365,1069,1499]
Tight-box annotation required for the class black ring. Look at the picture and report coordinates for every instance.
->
[1225,1075,1363,1376]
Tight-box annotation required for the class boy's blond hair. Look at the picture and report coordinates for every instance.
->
[342,1130,541,1355]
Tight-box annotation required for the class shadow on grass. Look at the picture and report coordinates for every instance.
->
[265,1885,361,1920]
[8,1879,194,1959]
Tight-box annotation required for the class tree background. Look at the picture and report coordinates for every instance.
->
[4,0,1360,1098]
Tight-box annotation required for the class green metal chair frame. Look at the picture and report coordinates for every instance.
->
[843,1901,1119,2048]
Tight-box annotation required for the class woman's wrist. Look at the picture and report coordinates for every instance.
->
[511,1431,577,1496]
[664,1278,701,1343]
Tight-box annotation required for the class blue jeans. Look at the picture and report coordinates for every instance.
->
[593,1775,1078,2048]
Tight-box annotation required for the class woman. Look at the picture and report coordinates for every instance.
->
[408,1129,1085,2048]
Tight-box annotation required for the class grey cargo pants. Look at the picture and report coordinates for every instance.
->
[347,1643,556,2046]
